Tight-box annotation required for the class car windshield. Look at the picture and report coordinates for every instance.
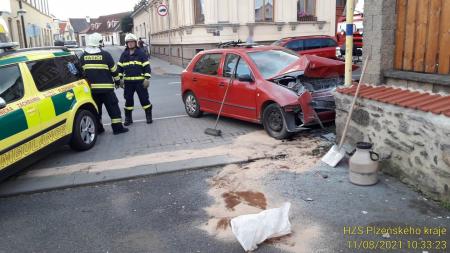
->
[248,50,299,79]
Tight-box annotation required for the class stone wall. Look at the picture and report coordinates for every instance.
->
[334,92,450,201]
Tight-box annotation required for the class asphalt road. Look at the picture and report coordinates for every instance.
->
[102,46,185,122]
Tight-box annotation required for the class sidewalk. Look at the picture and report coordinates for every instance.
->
[150,57,185,76]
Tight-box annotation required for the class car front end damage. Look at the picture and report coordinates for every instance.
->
[268,55,352,133]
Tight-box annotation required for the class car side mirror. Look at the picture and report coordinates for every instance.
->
[0,97,6,109]
[237,74,254,83]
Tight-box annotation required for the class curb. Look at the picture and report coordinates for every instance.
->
[0,155,263,197]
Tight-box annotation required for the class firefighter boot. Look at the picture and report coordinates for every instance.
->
[112,124,129,135]
[124,110,133,126]
[145,107,153,124]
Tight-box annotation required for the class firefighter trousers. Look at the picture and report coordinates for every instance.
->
[92,91,123,131]
[123,81,152,111]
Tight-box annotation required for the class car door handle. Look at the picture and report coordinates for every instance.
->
[26,108,36,114]
[219,82,226,87]
[192,78,198,82]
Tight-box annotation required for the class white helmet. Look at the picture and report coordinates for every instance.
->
[125,33,138,43]
[87,33,103,47]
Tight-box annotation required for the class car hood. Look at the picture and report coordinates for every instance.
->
[271,54,358,79]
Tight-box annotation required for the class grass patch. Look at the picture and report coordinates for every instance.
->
[439,201,450,211]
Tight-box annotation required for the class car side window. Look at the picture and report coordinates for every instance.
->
[223,54,240,77]
[28,56,82,91]
[286,40,304,51]
[0,64,25,104]
[193,53,221,76]
[236,58,252,78]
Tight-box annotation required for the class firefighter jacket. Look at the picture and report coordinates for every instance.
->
[80,49,120,93]
[117,48,151,82]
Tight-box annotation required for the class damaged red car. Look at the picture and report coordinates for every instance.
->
[181,45,354,139]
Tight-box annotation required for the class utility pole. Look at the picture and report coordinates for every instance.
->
[167,2,171,65]
[18,0,28,48]
[344,0,355,86]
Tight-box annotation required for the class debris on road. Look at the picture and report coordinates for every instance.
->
[200,131,327,252]
[230,202,292,251]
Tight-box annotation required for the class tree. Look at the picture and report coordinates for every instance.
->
[121,14,134,33]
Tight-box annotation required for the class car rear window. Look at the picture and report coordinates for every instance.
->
[193,53,222,76]
[248,50,299,79]
[303,38,337,50]
[0,64,24,103]
[27,56,82,92]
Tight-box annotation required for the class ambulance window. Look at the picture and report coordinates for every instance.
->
[28,56,82,92]
[0,64,24,104]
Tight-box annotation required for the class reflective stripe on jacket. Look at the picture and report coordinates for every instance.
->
[118,48,151,82]
[80,50,119,93]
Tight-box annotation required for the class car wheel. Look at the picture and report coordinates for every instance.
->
[70,109,98,151]
[262,103,292,140]
[184,92,203,118]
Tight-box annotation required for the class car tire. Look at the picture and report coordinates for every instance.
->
[262,103,292,140]
[70,109,98,151]
[184,92,203,118]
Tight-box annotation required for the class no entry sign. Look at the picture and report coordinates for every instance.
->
[157,4,168,16]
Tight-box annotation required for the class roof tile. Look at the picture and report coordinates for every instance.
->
[337,84,450,117]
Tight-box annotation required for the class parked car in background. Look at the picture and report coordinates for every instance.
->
[0,46,99,181]
[272,35,338,59]
[64,40,79,48]
[181,44,356,139]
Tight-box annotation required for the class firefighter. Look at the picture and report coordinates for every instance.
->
[80,33,128,135]
[118,33,152,125]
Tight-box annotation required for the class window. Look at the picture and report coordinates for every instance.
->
[255,0,274,22]
[193,53,222,76]
[0,65,24,104]
[28,56,81,91]
[286,40,304,51]
[297,0,316,21]
[303,38,337,50]
[194,0,205,24]
[236,59,252,79]
[248,50,299,79]
[223,54,240,77]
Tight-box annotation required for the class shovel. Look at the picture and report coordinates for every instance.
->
[321,56,370,167]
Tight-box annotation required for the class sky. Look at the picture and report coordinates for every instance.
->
[48,0,138,19]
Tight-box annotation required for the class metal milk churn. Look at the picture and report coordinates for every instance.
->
[349,142,380,185]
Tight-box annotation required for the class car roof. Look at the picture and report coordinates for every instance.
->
[278,35,335,41]
[198,45,289,55]
[0,47,74,67]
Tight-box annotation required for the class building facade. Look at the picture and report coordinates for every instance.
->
[68,18,89,46]
[146,0,337,66]
[132,5,151,41]
[2,0,53,48]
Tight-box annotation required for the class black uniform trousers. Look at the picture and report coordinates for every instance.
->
[92,91,123,131]
[123,81,152,111]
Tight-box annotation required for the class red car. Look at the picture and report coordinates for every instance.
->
[272,35,338,59]
[181,45,352,139]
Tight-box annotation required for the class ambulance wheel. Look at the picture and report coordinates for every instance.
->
[184,92,203,118]
[70,109,98,151]
[262,103,292,140]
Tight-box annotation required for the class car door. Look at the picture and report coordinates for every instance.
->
[26,55,82,131]
[218,53,257,121]
[190,53,223,112]
[0,63,41,172]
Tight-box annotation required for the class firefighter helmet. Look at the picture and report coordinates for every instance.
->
[125,33,138,43]
[87,33,103,47]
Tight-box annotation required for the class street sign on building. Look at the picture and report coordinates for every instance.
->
[157,4,168,16]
